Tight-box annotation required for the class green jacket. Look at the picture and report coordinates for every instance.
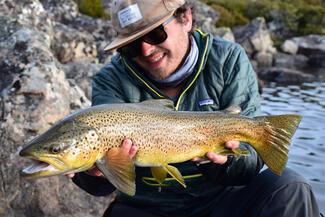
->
[73,30,263,216]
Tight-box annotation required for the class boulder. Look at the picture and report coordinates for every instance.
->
[258,67,316,84]
[281,39,299,55]
[291,34,325,68]
[191,0,220,29]
[274,52,309,69]
[233,17,277,68]
[254,52,273,68]
[233,17,277,55]
[63,60,104,100]
[213,27,235,42]
[0,0,110,216]
[52,23,98,63]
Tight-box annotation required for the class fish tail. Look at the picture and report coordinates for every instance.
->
[253,114,302,175]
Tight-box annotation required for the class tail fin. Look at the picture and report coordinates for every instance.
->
[254,115,302,175]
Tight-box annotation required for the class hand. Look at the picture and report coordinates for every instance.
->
[192,141,240,165]
[65,138,138,178]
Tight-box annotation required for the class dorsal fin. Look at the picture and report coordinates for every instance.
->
[139,99,175,111]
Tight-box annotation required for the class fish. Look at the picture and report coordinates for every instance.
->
[19,99,302,196]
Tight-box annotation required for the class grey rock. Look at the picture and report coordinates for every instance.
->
[63,60,104,100]
[0,1,110,216]
[258,67,316,84]
[233,17,277,57]
[255,52,273,67]
[274,52,309,69]
[39,0,79,23]
[191,0,220,36]
[291,35,325,67]
[281,39,298,55]
[52,23,98,63]
[214,27,235,42]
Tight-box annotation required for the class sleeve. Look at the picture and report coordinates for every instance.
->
[72,62,125,196]
[72,172,115,196]
[199,44,264,186]
[91,63,126,106]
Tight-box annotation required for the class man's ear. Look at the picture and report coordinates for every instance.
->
[183,9,193,32]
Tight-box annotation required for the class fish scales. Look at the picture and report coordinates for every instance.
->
[74,106,262,166]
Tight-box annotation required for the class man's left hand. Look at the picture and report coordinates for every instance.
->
[192,141,240,165]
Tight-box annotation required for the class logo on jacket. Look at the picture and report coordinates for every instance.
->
[198,99,214,107]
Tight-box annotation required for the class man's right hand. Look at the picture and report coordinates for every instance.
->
[65,138,138,178]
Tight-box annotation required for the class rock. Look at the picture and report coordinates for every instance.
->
[214,27,235,42]
[281,39,298,55]
[52,23,98,63]
[291,34,325,67]
[233,17,278,69]
[39,0,79,23]
[191,0,220,33]
[254,51,273,67]
[233,17,277,56]
[258,67,316,84]
[0,1,110,216]
[63,60,104,100]
[274,52,309,69]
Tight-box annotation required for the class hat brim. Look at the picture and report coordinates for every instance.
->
[104,11,175,52]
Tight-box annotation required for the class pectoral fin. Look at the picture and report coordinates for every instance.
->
[96,148,136,196]
[151,167,167,184]
[163,165,186,188]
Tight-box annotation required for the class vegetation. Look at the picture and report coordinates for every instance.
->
[75,0,109,19]
[201,0,325,36]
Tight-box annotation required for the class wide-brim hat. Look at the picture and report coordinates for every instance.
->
[104,0,185,52]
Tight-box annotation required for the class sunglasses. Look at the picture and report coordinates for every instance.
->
[117,16,175,58]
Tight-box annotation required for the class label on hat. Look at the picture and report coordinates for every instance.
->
[118,4,143,28]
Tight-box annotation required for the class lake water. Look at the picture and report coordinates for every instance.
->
[261,81,325,213]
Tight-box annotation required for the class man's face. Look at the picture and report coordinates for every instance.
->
[133,10,193,80]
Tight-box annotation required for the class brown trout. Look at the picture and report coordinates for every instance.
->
[19,99,302,196]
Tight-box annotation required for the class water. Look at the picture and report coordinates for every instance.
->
[261,81,325,213]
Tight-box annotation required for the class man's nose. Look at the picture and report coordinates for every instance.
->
[140,41,156,56]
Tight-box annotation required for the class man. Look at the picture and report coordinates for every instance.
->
[69,0,320,216]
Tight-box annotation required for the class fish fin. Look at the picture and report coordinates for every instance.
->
[253,114,302,175]
[151,167,167,184]
[96,148,136,196]
[140,99,175,110]
[163,165,186,188]
[223,105,242,114]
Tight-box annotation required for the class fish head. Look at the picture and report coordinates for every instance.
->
[19,119,102,178]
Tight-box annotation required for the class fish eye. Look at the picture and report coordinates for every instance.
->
[49,145,61,154]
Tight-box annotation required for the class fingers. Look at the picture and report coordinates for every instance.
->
[192,140,239,165]
[120,138,133,155]
[225,140,240,149]
[206,152,228,164]
[129,144,138,158]
[121,138,138,159]
[192,152,227,165]
[65,173,75,178]
[87,167,103,176]
[83,138,138,178]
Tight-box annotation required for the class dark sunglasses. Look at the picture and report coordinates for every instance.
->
[117,16,175,58]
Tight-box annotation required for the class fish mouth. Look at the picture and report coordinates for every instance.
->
[20,158,66,178]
